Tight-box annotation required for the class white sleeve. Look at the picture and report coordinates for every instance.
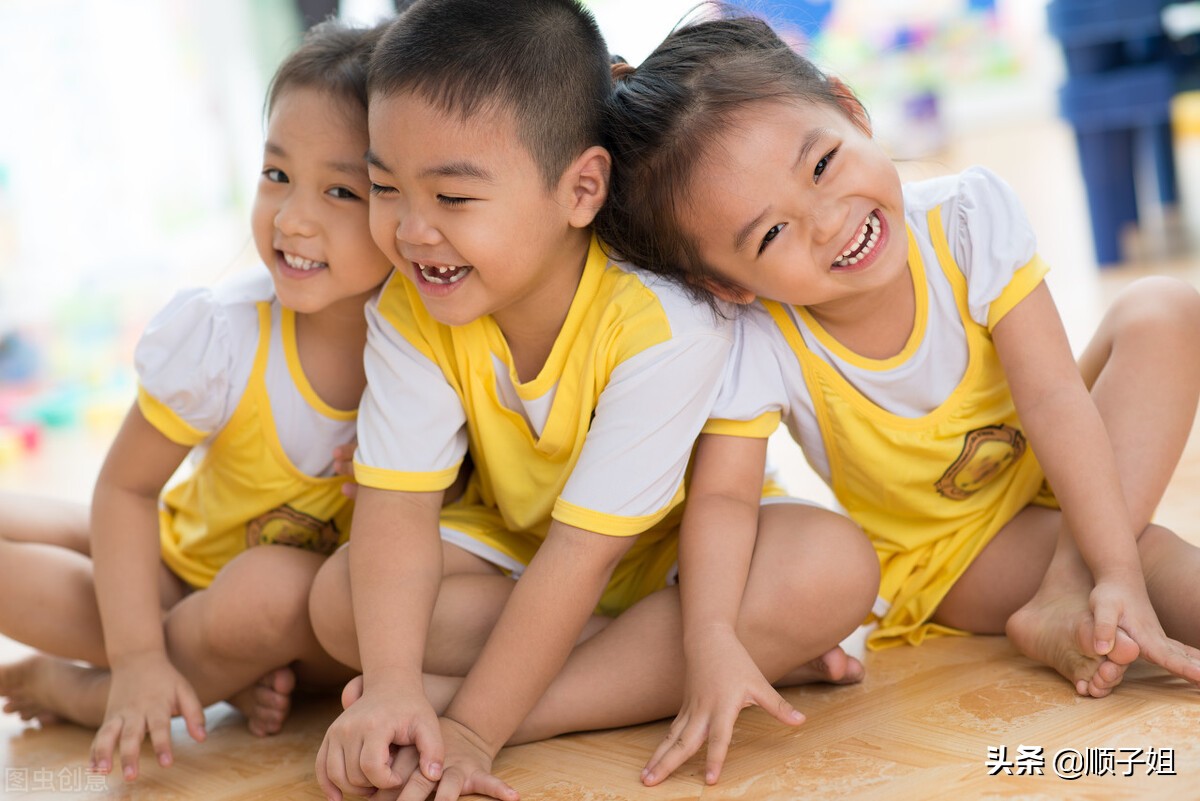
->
[353,297,467,491]
[555,330,731,531]
[944,166,1039,328]
[705,305,788,438]
[134,288,253,437]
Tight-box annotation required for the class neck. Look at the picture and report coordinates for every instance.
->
[492,231,591,383]
[806,262,915,360]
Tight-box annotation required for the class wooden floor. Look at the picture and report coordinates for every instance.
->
[3,119,1200,800]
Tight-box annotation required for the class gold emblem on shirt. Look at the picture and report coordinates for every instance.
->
[935,424,1027,500]
[245,505,341,554]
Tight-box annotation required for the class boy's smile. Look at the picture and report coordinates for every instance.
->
[365,90,600,340]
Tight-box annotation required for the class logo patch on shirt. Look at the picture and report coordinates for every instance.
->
[935,424,1027,500]
[245,505,341,554]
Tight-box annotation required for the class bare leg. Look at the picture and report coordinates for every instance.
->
[936,277,1200,694]
[310,540,611,676]
[0,545,350,734]
[503,504,876,742]
[338,505,875,741]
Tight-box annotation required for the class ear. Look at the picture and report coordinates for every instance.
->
[699,276,756,305]
[560,145,612,229]
[826,76,872,137]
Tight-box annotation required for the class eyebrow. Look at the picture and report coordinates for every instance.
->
[419,160,495,183]
[730,126,832,254]
[265,142,366,177]
[364,148,391,172]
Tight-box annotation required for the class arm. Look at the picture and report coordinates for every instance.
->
[315,485,446,800]
[89,404,201,780]
[397,522,634,801]
[993,283,1196,671]
[642,433,803,787]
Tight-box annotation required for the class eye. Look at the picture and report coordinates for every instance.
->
[757,223,785,255]
[814,147,838,181]
[263,168,288,183]
[328,186,360,200]
[369,183,397,196]
[437,195,470,207]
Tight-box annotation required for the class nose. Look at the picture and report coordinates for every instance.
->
[274,191,318,238]
[808,196,851,249]
[394,203,441,248]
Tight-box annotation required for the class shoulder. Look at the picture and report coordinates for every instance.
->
[601,255,734,344]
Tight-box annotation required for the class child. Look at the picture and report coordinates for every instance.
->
[594,10,1200,780]
[308,1,879,799]
[0,20,391,783]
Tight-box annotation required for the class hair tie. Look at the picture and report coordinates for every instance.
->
[610,59,636,82]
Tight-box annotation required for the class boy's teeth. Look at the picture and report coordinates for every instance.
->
[833,212,881,267]
[284,253,326,271]
[418,262,471,285]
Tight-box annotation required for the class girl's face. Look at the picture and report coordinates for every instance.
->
[680,98,907,311]
[251,86,393,316]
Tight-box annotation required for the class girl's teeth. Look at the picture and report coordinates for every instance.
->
[284,253,326,271]
[833,212,880,267]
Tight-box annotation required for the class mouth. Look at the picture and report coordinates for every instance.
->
[415,262,472,285]
[280,251,328,272]
[832,211,882,270]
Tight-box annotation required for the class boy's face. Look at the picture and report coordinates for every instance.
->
[366,90,589,331]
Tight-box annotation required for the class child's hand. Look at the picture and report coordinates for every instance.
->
[389,717,517,801]
[90,653,206,781]
[333,439,357,499]
[315,679,443,801]
[643,628,804,787]
[1090,572,1200,685]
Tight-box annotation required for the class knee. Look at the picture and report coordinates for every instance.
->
[197,547,320,659]
[1111,277,1200,344]
[309,546,357,665]
[744,509,879,647]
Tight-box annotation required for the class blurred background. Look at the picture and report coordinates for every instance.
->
[0,0,1198,503]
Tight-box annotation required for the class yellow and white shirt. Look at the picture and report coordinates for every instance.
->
[136,272,358,588]
[355,237,734,615]
[708,167,1053,648]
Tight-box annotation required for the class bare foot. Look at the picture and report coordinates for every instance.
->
[228,667,295,737]
[0,654,109,727]
[1007,591,1140,698]
[777,647,865,687]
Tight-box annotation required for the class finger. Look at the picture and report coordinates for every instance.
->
[432,768,464,801]
[315,737,340,801]
[643,717,688,781]
[1140,635,1200,684]
[324,738,352,799]
[118,718,146,781]
[704,714,736,786]
[413,718,445,782]
[391,745,420,786]
[361,732,399,790]
[179,686,208,743]
[644,721,704,786]
[397,769,436,801]
[90,718,122,774]
[1090,597,1119,656]
[459,770,519,801]
[756,686,806,728]
[147,713,174,768]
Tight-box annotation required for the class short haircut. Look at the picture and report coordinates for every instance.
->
[370,0,611,186]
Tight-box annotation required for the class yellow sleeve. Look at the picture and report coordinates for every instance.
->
[137,385,208,447]
[987,255,1050,331]
[702,410,781,439]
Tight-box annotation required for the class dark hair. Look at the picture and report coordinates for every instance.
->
[369,0,611,187]
[595,12,869,307]
[266,19,388,118]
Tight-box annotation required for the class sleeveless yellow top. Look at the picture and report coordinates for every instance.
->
[142,302,355,588]
[764,208,1053,649]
